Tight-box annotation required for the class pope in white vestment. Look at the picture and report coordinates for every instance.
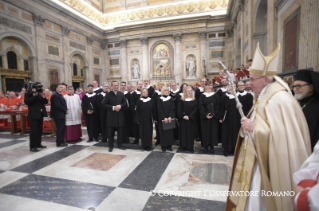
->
[64,89,82,141]
[226,43,311,211]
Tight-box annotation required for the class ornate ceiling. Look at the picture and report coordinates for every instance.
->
[51,0,229,30]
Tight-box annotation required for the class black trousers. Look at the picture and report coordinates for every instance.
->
[84,114,99,140]
[108,126,123,148]
[54,118,66,145]
[29,119,43,149]
[100,112,108,141]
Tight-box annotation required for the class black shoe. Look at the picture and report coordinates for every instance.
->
[30,148,39,152]
[118,145,126,150]
[101,139,107,143]
[57,143,68,147]
[167,147,173,151]
[224,149,229,157]
[154,136,157,140]
[210,149,215,154]
[94,139,99,142]
[87,139,93,142]
[108,147,113,152]
[37,145,47,148]
[204,147,208,154]
[155,141,160,146]
[195,138,201,142]
[190,149,194,153]
[133,140,139,144]
[162,149,166,152]
[146,147,151,151]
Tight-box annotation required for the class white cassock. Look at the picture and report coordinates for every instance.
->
[293,141,319,211]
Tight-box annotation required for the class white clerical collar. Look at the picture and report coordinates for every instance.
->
[155,90,161,95]
[198,87,203,92]
[124,91,128,95]
[185,98,193,101]
[144,85,150,89]
[171,89,179,94]
[130,91,134,94]
[86,92,96,98]
[93,87,100,91]
[179,93,183,97]
[160,96,171,101]
[237,90,247,96]
[140,97,151,102]
[100,92,107,97]
[203,92,215,97]
[221,87,228,92]
[226,93,235,99]
[135,90,141,94]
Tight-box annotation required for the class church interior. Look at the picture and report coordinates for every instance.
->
[0,0,318,210]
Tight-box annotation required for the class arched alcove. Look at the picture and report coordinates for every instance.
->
[253,0,267,55]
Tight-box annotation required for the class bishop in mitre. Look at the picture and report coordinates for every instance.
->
[64,86,82,141]
[226,43,311,211]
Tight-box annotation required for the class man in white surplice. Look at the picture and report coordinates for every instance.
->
[64,86,82,141]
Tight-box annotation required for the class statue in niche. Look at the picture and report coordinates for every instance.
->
[186,57,196,77]
[132,61,140,79]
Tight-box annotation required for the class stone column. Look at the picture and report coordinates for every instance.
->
[61,26,70,85]
[83,65,89,86]
[140,37,149,79]
[120,40,127,82]
[18,56,24,71]
[32,14,45,87]
[2,54,8,69]
[86,37,94,85]
[199,32,207,77]
[100,40,108,83]
[173,34,182,85]
[267,0,276,54]
[241,8,245,64]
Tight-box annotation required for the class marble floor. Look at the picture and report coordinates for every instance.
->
[0,128,233,211]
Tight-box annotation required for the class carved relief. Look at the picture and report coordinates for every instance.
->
[173,34,182,42]
[140,37,148,45]
[0,17,32,34]
[70,41,86,51]
[32,14,45,26]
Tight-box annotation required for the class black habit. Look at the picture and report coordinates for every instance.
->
[101,91,127,148]
[152,90,161,144]
[131,90,141,143]
[237,90,253,116]
[170,89,180,141]
[136,97,154,149]
[97,91,108,142]
[299,93,319,151]
[195,87,204,140]
[177,98,197,151]
[145,85,155,98]
[124,91,135,140]
[82,92,99,141]
[157,95,175,150]
[219,93,241,152]
[199,92,220,150]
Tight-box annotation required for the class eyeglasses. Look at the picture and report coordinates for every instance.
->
[249,76,265,82]
[291,84,309,90]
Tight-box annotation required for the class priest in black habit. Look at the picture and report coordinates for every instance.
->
[216,78,229,144]
[219,87,241,157]
[101,81,127,152]
[177,86,197,153]
[93,80,102,135]
[199,81,220,154]
[136,88,155,151]
[237,81,253,116]
[120,81,131,143]
[82,84,99,142]
[293,69,319,151]
[143,77,155,98]
[131,81,143,144]
[157,86,175,152]
[170,81,180,143]
[195,77,207,143]
[152,81,164,145]
[126,83,135,138]
[97,82,109,143]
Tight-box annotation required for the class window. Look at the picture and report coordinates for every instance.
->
[218,32,226,37]
[208,33,216,38]
[7,51,17,69]
[24,60,29,71]
[73,63,77,76]
[114,43,120,48]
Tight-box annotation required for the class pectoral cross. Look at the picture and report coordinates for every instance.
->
[235,161,244,183]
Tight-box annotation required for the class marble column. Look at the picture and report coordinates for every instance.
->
[32,14,45,87]
[18,56,24,71]
[100,40,108,83]
[140,37,148,80]
[199,32,207,78]
[173,34,182,85]
[61,26,70,85]
[120,40,127,82]
[2,54,8,69]
[267,0,276,54]
[86,37,94,85]
[241,8,245,64]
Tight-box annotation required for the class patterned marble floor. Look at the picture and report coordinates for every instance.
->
[0,128,233,211]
